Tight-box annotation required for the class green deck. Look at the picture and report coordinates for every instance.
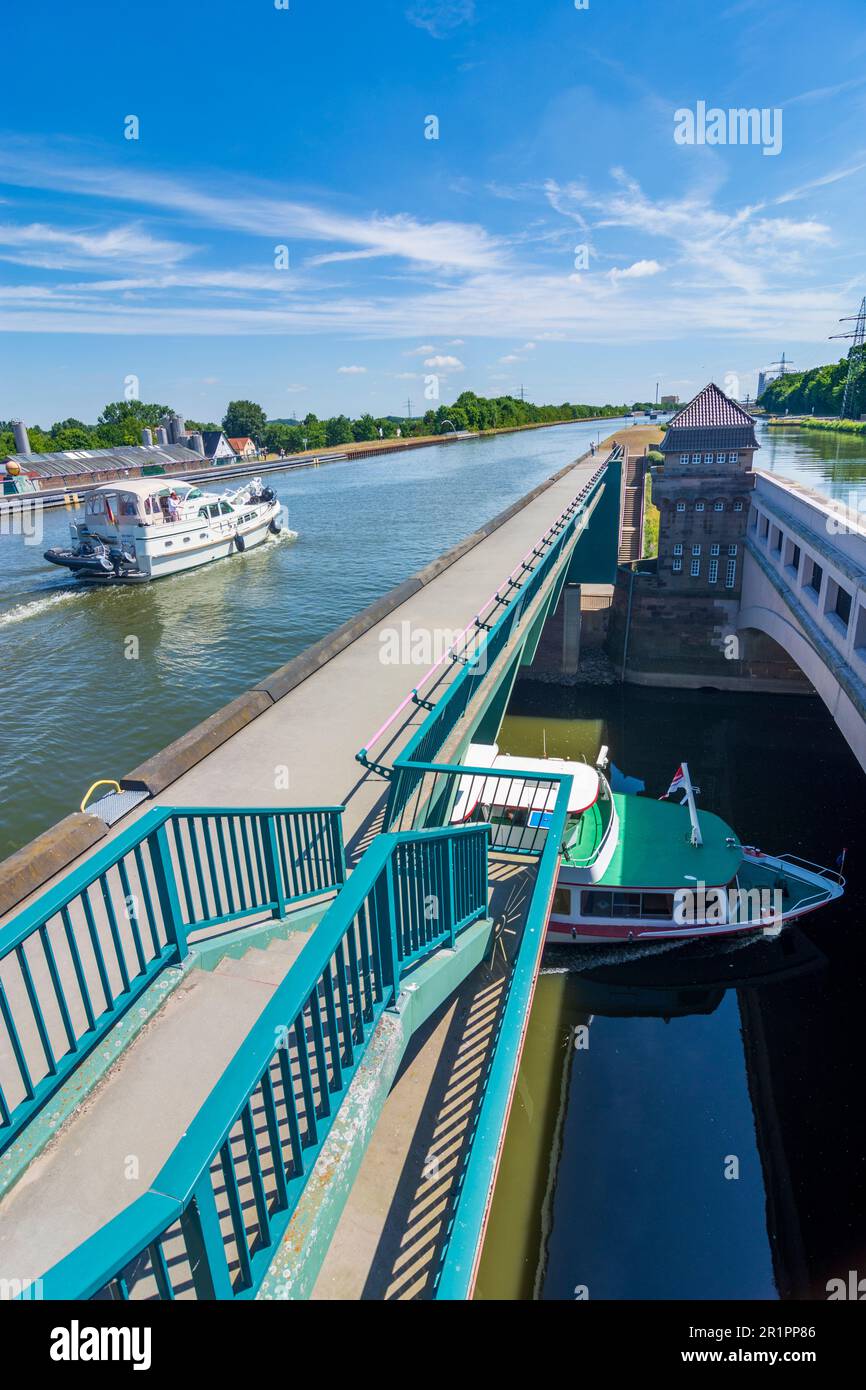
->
[564,793,742,888]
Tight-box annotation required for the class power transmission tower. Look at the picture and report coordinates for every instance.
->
[406,397,413,420]
[770,351,795,377]
[830,296,866,419]
[519,384,526,403]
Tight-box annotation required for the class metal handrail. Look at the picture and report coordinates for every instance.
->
[38,822,491,1300]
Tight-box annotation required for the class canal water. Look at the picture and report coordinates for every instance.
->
[475,683,866,1301]
[0,419,621,859]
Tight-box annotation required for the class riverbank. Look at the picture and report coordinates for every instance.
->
[767,417,866,436]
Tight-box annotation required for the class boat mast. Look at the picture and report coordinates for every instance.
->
[681,762,703,846]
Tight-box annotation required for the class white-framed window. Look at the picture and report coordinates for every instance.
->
[728,452,739,464]
[680,455,690,465]
[725,559,737,588]
[672,558,683,573]
[690,558,701,577]
[733,500,744,512]
[704,453,714,465]
[695,501,705,512]
[692,453,702,465]
[728,544,738,556]
[692,544,702,556]
[673,543,683,556]
[708,559,719,584]
[714,500,724,512]
[676,500,686,512]
[710,543,720,557]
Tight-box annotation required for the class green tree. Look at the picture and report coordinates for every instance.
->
[325,415,354,446]
[352,413,379,442]
[222,400,267,442]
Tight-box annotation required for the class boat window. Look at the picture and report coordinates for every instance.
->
[551,887,572,917]
[118,497,138,518]
[219,501,233,515]
[640,893,674,918]
[582,891,616,917]
[612,892,642,918]
[187,488,203,499]
[198,508,209,520]
[208,504,221,518]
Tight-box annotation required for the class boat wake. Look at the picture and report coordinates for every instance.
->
[0,587,89,629]
[541,937,690,973]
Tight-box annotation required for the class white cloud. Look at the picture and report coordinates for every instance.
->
[0,145,503,272]
[338,365,367,374]
[0,220,190,267]
[424,354,464,370]
[609,259,664,281]
[405,343,437,355]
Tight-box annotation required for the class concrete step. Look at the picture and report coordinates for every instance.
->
[214,933,309,985]
[0,926,314,1283]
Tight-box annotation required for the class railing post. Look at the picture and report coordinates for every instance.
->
[445,838,456,949]
[150,819,188,960]
[262,815,287,920]
[382,858,402,1009]
[179,1180,235,1300]
[332,811,347,887]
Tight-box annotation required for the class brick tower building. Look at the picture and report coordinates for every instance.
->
[609,382,809,689]
[653,382,757,598]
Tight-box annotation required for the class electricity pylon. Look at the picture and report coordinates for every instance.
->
[830,296,866,419]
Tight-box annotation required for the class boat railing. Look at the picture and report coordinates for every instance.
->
[562,773,618,869]
[776,852,846,888]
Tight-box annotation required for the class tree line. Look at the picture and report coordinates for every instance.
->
[758,346,865,419]
[1,391,630,460]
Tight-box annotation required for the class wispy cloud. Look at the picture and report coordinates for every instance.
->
[406,0,475,39]
[0,141,503,272]
[338,365,367,374]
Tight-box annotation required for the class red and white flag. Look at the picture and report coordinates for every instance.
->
[660,766,687,801]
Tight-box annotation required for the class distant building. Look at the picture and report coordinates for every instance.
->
[202,431,236,463]
[1,443,204,490]
[757,370,779,399]
[227,437,257,460]
[660,395,679,407]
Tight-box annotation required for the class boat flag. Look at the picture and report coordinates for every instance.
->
[660,766,688,802]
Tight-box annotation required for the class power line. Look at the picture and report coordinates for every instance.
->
[830,295,866,418]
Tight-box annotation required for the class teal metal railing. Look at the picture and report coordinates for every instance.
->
[383,759,574,1300]
[39,822,490,1300]
[0,805,345,1155]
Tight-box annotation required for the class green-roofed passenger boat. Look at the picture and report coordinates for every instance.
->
[452,745,845,944]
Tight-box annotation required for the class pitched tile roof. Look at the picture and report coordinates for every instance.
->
[227,437,254,451]
[667,382,756,430]
[660,382,758,454]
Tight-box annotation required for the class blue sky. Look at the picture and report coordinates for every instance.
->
[1,0,865,424]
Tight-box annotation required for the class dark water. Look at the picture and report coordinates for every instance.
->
[475,683,866,1301]
[0,420,624,859]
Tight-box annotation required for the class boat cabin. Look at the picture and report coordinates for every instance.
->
[83,480,215,530]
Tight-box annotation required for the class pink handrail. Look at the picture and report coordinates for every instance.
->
[358,457,607,758]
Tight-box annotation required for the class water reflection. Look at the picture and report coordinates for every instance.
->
[476,681,865,1302]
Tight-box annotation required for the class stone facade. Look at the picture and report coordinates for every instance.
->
[607,384,813,692]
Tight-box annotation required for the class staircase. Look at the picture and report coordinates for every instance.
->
[0,925,319,1285]
[618,452,648,563]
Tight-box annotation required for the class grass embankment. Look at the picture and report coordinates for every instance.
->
[768,417,866,435]
[643,472,660,557]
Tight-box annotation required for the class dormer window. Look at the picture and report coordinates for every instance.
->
[695,501,705,512]
[676,501,686,513]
